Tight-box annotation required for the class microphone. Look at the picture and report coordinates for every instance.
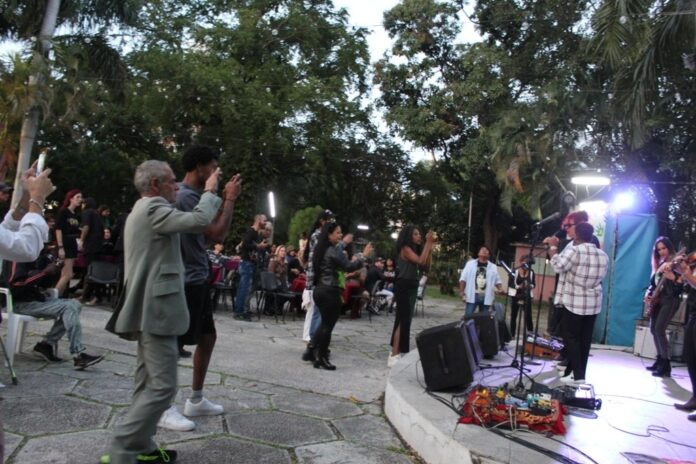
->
[533,212,561,228]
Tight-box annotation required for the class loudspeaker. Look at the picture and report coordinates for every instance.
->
[416,321,477,391]
[465,312,500,358]
[463,319,484,366]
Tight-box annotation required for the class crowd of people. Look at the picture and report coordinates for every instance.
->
[3,150,695,464]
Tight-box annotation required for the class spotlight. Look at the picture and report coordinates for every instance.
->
[562,191,576,208]
[612,191,635,212]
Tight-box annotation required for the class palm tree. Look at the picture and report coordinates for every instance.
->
[590,0,696,148]
[1,0,140,199]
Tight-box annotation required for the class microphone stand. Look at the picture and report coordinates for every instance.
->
[528,251,550,362]
[479,260,536,392]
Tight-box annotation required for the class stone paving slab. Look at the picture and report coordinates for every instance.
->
[11,430,112,464]
[225,411,336,446]
[175,437,292,464]
[332,414,403,450]
[1,296,468,463]
[296,441,413,464]
[2,396,110,435]
[272,391,363,420]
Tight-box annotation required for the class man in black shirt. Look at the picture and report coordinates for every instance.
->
[234,214,269,320]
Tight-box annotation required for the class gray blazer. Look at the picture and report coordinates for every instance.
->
[113,192,221,339]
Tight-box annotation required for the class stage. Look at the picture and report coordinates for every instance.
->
[385,345,696,464]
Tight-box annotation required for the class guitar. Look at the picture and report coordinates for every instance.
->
[644,247,687,318]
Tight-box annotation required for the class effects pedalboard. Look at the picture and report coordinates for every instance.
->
[552,383,602,410]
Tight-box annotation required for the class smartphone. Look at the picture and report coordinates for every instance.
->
[36,152,47,173]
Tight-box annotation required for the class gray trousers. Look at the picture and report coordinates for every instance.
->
[15,297,84,355]
[109,332,178,464]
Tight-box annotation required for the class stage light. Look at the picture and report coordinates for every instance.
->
[578,201,608,216]
[612,191,635,212]
[357,224,369,231]
[562,191,576,208]
[571,175,611,186]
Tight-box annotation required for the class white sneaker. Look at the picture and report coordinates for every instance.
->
[184,397,224,417]
[157,405,195,431]
[387,353,402,368]
[559,374,585,386]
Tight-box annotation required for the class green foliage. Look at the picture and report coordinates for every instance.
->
[287,205,322,248]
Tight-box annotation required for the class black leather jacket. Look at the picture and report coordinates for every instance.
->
[316,245,364,288]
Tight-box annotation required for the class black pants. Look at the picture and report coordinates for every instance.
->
[650,296,679,359]
[390,279,418,354]
[510,296,533,337]
[684,314,696,395]
[561,307,597,380]
[311,285,342,357]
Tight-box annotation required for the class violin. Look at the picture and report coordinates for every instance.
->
[644,247,688,317]
[672,250,696,275]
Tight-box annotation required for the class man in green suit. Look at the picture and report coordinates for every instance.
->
[103,160,227,464]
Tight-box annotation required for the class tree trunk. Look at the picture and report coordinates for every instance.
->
[11,0,60,202]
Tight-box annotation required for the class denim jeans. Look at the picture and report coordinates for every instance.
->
[15,296,85,355]
[465,294,489,316]
[234,260,255,314]
[309,301,322,339]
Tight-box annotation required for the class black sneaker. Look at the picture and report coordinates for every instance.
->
[73,352,104,370]
[178,348,192,358]
[99,448,178,464]
[33,342,63,362]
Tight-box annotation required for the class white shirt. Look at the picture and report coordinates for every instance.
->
[459,259,501,305]
[0,209,49,264]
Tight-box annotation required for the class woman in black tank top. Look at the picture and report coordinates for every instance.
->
[389,224,436,366]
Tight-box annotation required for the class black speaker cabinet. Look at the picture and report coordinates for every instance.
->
[463,319,484,366]
[465,312,500,358]
[416,321,477,391]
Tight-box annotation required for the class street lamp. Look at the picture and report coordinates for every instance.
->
[268,191,276,218]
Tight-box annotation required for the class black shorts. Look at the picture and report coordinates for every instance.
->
[179,283,216,346]
[63,236,79,259]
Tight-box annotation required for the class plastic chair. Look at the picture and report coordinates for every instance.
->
[1,287,58,368]
[85,261,121,302]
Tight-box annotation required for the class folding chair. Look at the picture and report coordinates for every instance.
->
[258,272,298,322]
[212,270,237,312]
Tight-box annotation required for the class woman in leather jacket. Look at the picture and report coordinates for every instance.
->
[310,222,373,370]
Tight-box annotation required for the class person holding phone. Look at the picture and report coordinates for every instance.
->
[389,225,436,367]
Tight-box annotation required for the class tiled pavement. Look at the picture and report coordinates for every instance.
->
[0,295,477,464]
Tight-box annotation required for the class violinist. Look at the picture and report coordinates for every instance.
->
[644,237,682,378]
[674,254,696,420]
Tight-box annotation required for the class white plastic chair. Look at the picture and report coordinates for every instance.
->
[1,287,58,367]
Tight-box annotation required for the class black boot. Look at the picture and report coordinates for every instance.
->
[313,347,336,370]
[652,358,671,377]
[646,356,662,371]
[301,343,315,362]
